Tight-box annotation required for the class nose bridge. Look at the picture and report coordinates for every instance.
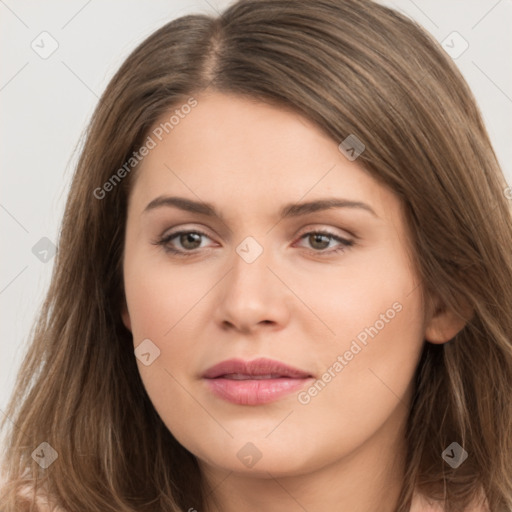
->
[230,234,272,289]
[235,235,266,267]
[214,234,290,330]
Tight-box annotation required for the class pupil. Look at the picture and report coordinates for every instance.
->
[311,234,329,250]
[181,233,201,249]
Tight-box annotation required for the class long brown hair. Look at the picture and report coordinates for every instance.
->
[1,0,511,510]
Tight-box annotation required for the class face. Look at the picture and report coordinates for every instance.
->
[121,91,459,479]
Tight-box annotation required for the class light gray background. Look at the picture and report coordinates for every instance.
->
[1,0,511,435]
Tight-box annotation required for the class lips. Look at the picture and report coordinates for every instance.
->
[202,358,312,380]
[222,373,286,380]
[202,358,314,405]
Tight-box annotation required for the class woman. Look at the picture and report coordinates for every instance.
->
[1,0,511,510]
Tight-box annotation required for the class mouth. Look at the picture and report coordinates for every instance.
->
[202,358,314,405]
[219,373,295,380]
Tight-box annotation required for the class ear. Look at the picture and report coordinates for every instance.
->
[424,296,473,344]
[121,297,132,332]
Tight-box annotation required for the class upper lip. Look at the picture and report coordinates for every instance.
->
[202,358,313,379]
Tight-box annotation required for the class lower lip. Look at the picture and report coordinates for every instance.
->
[204,377,313,405]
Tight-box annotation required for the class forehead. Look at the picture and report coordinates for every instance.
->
[129,92,396,220]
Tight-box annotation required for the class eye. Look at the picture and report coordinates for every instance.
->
[152,228,354,257]
[295,230,354,255]
[152,229,214,256]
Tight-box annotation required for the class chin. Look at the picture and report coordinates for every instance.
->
[195,441,319,478]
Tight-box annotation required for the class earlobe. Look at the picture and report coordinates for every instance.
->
[424,299,473,344]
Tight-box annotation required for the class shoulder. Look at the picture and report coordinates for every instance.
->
[410,490,489,512]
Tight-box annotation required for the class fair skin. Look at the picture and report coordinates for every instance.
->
[121,91,466,512]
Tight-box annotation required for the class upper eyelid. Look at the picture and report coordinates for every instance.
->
[161,220,355,237]
[161,226,217,243]
[161,224,353,238]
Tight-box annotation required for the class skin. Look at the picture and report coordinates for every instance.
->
[121,91,466,512]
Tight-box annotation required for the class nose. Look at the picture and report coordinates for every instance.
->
[214,239,292,334]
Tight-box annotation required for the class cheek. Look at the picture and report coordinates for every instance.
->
[292,244,423,352]
[303,304,423,453]
[296,245,425,417]
[298,269,425,441]
[124,265,206,445]
[123,255,212,342]
[123,256,213,413]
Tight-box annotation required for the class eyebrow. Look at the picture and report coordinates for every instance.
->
[143,195,378,219]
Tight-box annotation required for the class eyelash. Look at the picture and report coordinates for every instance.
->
[152,229,354,257]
